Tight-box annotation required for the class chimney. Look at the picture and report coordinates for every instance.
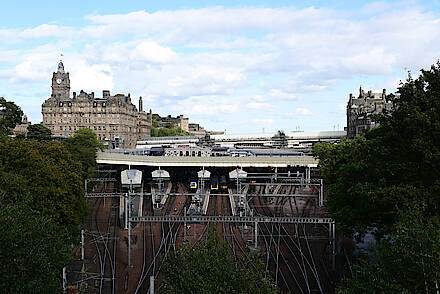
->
[73,92,76,99]
[91,92,94,99]
[139,96,143,112]
[103,90,110,98]
[382,89,386,99]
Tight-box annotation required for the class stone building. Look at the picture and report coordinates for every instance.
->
[12,115,31,137]
[346,86,393,138]
[188,123,207,135]
[42,61,151,148]
[154,114,189,132]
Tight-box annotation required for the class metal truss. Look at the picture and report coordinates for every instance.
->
[84,192,319,198]
[130,215,334,224]
[87,178,117,182]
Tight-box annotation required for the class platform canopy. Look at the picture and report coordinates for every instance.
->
[121,169,142,188]
[197,169,211,179]
[152,169,170,180]
[229,168,247,180]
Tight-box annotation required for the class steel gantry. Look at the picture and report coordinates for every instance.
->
[130,215,336,270]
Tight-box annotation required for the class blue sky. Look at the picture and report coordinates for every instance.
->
[1,0,440,133]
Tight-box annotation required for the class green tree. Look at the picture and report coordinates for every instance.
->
[0,139,87,237]
[0,97,23,135]
[337,207,440,294]
[27,123,52,141]
[313,62,440,239]
[0,172,72,294]
[162,227,278,294]
[63,128,102,179]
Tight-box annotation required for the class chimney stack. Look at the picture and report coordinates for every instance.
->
[139,96,143,112]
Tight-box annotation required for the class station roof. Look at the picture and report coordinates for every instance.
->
[97,152,318,168]
[211,130,346,141]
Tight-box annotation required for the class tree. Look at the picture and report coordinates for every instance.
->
[0,97,23,135]
[63,128,102,180]
[27,123,52,141]
[0,172,72,293]
[162,227,278,294]
[337,207,440,294]
[313,61,440,239]
[0,139,87,237]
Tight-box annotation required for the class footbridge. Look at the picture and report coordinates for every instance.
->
[96,152,318,168]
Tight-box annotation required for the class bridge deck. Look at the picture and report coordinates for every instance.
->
[97,152,318,167]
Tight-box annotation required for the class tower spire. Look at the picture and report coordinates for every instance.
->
[57,60,65,73]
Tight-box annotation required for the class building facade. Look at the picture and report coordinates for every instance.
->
[42,61,151,148]
[346,87,393,138]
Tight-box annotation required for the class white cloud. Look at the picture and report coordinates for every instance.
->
[268,89,296,101]
[2,4,440,131]
[131,41,178,63]
[252,118,275,125]
[246,101,277,111]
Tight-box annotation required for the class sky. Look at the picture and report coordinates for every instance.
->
[1,0,440,134]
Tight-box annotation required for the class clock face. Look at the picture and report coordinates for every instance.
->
[56,78,62,84]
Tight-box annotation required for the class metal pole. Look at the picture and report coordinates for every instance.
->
[319,179,324,206]
[332,223,336,270]
[149,275,155,294]
[124,193,128,230]
[84,179,87,195]
[254,220,258,250]
[128,180,132,268]
[81,229,85,260]
[184,209,187,241]
[63,266,67,292]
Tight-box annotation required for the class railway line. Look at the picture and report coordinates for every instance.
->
[79,168,336,293]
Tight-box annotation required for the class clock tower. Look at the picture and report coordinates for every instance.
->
[51,60,70,99]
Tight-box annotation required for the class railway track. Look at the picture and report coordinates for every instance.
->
[82,177,333,293]
[87,181,118,294]
[134,183,188,294]
[251,184,325,294]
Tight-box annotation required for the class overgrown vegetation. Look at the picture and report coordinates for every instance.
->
[162,227,279,294]
[313,62,440,293]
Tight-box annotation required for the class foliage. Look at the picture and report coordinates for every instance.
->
[0,139,87,237]
[337,207,440,294]
[63,128,102,180]
[313,62,440,239]
[162,227,278,294]
[0,97,23,135]
[0,173,72,293]
[27,123,52,141]
[151,126,191,137]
